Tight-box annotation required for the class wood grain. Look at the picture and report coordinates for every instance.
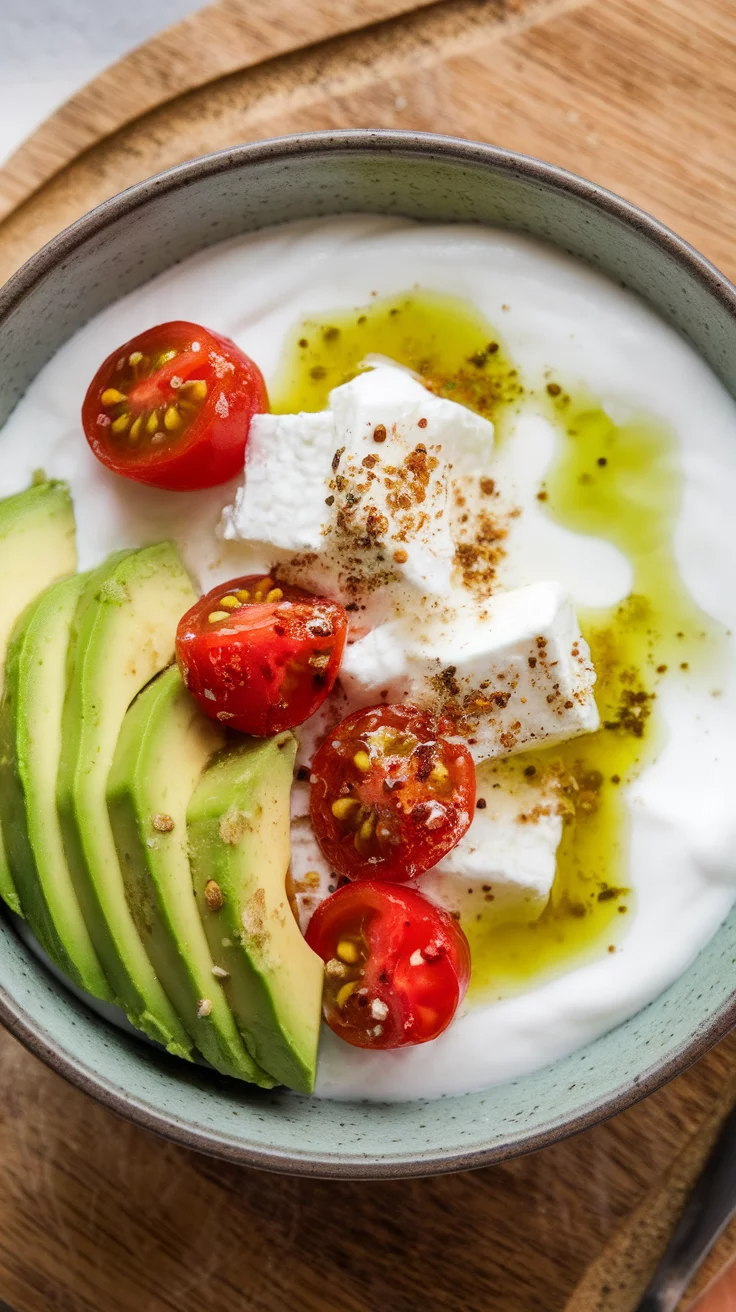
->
[1,0,736,285]
[0,0,448,222]
[0,1025,733,1312]
[0,1,735,1309]
[0,0,590,284]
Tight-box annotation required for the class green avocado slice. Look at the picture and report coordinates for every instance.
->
[0,480,77,913]
[187,734,324,1094]
[0,574,111,999]
[107,666,274,1085]
[57,542,197,1056]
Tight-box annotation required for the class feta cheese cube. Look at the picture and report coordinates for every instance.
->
[328,365,457,596]
[339,580,599,762]
[219,364,494,619]
[417,761,562,923]
[220,410,336,554]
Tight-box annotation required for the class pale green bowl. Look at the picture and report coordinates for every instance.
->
[0,131,734,1177]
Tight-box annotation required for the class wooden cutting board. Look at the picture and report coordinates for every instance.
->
[1,2,736,1309]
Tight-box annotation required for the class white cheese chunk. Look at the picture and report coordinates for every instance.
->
[417,760,562,924]
[339,580,599,762]
[219,364,494,621]
[220,410,336,554]
[328,365,457,596]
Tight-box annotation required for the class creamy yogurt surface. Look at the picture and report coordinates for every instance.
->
[2,214,736,1099]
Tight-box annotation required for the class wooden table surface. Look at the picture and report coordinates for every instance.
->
[1,1,736,1309]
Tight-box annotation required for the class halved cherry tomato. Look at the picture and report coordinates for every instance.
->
[306,880,471,1049]
[310,704,475,882]
[176,574,347,735]
[82,321,268,490]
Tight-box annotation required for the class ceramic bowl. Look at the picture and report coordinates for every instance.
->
[0,131,734,1178]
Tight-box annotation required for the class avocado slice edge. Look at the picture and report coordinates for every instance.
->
[57,541,197,1056]
[0,480,77,914]
[0,573,111,999]
[108,665,275,1085]
[188,734,324,1094]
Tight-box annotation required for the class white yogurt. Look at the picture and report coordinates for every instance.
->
[2,215,736,1100]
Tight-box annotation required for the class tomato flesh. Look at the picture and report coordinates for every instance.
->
[306,881,471,1049]
[176,574,348,735]
[310,704,475,882]
[82,320,268,490]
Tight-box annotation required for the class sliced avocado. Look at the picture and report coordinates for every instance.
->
[0,574,111,999]
[57,542,197,1056]
[187,734,323,1093]
[0,480,77,913]
[107,665,274,1085]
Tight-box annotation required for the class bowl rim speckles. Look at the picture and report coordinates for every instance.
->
[0,129,735,1178]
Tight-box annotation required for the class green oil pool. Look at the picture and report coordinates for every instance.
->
[271,289,523,422]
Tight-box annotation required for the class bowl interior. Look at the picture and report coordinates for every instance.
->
[0,131,734,1177]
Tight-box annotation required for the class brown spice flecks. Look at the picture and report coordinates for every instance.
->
[316,434,451,603]
[424,627,595,748]
[204,880,224,911]
[152,813,174,833]
[373,424,387,443]
[242,887,268,952]
[219,807,250,845]
[603,681,653,739]
[423,355,522,421]
[517,802,554,826]
[453,510,507,595]
[480,477,495,496]
[597,885,626,903]
[433,666,461,699]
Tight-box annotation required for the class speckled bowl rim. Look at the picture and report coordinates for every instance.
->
[0,129,735,1178]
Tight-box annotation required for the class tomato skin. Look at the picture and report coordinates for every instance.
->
[176,574,347,736]
[310,704,475,883]
[81,321,268,491]
[306,881,471,1049]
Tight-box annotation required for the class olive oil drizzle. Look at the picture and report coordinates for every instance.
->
[271,290,726,1002]
[271,290,522,422]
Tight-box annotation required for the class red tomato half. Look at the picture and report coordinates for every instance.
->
[176,574,348,735]
[306,881,471,1049]
[82,321,268,490]
[310,704,475,882]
